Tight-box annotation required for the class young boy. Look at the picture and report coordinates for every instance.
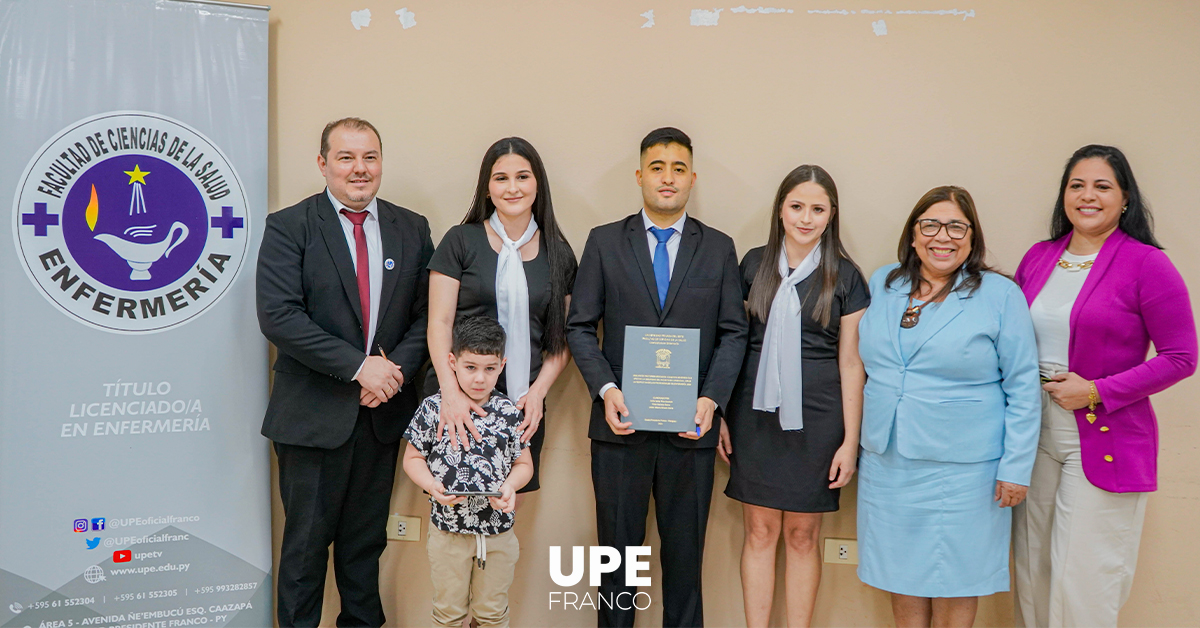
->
[403,315,533,628]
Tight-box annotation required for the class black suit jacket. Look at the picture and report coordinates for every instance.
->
[567,212,748,448]
[257,192,434,448]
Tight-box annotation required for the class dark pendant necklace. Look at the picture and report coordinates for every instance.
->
[900,296,924,329]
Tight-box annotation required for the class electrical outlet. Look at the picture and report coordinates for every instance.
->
[823,538,858,565]
[386,514,421,542]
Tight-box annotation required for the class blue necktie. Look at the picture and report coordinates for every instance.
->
[649,226,675,309]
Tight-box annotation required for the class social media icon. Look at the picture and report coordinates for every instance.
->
[84,565,105,584]
[86,537,101,549]
[74,519,88,533]
[113,550,131,563]
[91,517,105,531]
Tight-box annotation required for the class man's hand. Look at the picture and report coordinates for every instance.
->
[679,397,717,440]
[489,482,517,514]
[995,481,1029,508]
[603,387,634,436]
[355,356,403,403]
[360,387,384,407]
[427,480,465,507]
[717,419,733,464]
[436,386,486,450]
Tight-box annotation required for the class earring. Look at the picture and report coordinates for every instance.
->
[1122,205,1128,214]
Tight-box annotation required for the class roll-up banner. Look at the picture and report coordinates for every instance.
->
[1,1,271,627]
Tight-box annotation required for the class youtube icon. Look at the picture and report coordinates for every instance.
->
[113,550,131,563]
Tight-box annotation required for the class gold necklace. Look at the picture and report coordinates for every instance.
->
[1057,258,1093,272]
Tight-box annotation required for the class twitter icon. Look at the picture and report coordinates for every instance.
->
[86,537,101,549]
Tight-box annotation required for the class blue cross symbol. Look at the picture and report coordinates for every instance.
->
[22,203,59,236]
[210,206,244,239]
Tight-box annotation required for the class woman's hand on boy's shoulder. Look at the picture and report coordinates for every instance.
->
[516,384,548,443]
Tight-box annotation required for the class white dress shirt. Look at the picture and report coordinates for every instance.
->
[641,209,687,280]
[328,190,383,378]
[599,210,689,399]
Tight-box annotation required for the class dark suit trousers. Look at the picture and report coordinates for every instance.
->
[275,408,399,628]
[591,434,716,628]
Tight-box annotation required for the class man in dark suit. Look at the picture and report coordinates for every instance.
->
[256,118,434,627]
[567,127,748,627]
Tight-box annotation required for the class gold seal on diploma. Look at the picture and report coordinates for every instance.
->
[655,348,672,369]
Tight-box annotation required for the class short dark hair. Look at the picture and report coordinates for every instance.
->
[640,127,692,156]
[451,315,506,358]
[320,117,382,159]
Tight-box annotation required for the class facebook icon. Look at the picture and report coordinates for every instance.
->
[91,518,105,531]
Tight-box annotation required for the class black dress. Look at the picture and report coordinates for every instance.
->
[425,222,577,492]
[724,246,870,512]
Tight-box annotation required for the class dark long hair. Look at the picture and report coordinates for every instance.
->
[886,186,998,299]
[1049,144,1162,249]
[463,137,574,355]
[747,165,858,328]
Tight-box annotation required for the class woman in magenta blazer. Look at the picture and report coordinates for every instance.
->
[1012,145,1197,628]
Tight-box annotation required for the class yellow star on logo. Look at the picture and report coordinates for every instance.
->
[124,165,150,185]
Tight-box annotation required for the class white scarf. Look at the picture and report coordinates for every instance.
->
[753,245,821,431]
[489,211,538,403]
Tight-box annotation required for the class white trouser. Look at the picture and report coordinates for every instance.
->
[1012,363,1149,628]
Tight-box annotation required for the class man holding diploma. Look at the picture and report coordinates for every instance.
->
[567,127,748,627]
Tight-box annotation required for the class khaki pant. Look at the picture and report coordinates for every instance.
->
[427,526,519,628]
[1012,363,1149,628]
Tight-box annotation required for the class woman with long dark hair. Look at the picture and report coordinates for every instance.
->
[426,137,576,496]
[722,165,869,627]
[1012,145,1197,627]
[856,186,1041,627]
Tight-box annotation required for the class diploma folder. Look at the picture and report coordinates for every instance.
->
[621,326,700,432]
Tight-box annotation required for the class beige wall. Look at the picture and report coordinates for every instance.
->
[264,1,1200,625]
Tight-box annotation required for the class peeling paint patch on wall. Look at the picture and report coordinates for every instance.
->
[396,8,416,29]
[690,8,723,26]
[731,6,793,14]
[350,8,372,30]
[896,8,975,20]
[811,8,976,20]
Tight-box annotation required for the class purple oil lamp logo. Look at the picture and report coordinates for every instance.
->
[63,155,206,291]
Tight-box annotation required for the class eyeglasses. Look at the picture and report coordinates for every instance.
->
[916,219,971,240]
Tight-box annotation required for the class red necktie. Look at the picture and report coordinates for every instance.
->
[340,209,371,352]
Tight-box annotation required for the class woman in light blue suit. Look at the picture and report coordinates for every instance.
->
[856,186,1040,628]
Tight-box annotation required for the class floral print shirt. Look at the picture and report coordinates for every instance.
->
[404,391,528,535]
